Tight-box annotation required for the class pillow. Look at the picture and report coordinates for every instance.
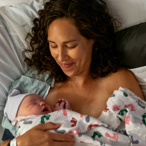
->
[116,22,146,69]
[130,66,146,100]
[0,0,46,110]
[0,0,33,7]
[0,0,46,142]
[106,0,146,69]
[106,0,146,30]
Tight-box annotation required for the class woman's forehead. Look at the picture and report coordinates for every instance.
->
[47,18,81,42]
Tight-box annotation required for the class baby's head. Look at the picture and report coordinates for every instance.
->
[4,89,53,121]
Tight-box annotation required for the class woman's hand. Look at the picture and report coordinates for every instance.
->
[16,122,75,146]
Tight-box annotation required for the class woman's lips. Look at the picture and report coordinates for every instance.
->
[60,63,74,69]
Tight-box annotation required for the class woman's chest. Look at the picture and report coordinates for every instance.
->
[45,84,109,118]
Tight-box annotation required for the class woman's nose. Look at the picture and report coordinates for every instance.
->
[58,47,67,62]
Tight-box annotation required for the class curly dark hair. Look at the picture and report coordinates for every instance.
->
[24,0,122,82]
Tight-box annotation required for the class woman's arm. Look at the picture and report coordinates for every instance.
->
[1,140,10,146]
[1,122,75,146]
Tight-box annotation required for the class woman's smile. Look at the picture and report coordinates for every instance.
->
[48,18,94,77]
[60,62,75,70]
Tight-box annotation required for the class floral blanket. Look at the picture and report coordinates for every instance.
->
[12,87,146,146]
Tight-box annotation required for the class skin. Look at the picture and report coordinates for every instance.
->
[17,95,71,117]
[48,18,94,78]
[2,96,73,146]
[17,94,53,117]
[2,18,144,146]
[46,18,144,118]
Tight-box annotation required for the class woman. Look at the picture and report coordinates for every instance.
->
[2,0,144,146]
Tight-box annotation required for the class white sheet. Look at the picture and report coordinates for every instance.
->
[0,0,45,142]
[0,0,34,7]
[106,0,146,30]
[0,0,46,110]
[130,66,146,100]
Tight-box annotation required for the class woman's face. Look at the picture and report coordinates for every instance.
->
[47,18,94,77]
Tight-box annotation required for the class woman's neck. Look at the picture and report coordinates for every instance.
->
[67,73,94,88]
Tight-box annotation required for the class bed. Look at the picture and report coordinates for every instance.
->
[0,0,146,144]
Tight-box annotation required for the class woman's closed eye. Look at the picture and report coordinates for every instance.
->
[50,43,58,48]
[49,41,77,49]
[65,44,77,49]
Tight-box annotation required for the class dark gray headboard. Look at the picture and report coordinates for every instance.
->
[116,22,146,69]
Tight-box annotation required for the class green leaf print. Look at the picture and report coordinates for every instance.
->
[41,114,51,124]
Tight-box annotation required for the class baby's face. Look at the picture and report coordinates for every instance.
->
[17,94,53,117]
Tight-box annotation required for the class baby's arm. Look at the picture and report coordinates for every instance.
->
[54,99,72,111]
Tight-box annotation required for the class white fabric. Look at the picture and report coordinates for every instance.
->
[4,89,31,121]
[1,0,146,29]
[11,87,146,145]
[0,0,46,142]
[106,0,146,30]
[0,110,4,142]
[0,0,34,7]
[130,66,146,101]
[10,138,17,146]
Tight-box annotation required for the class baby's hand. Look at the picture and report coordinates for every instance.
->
[54,99,72,111]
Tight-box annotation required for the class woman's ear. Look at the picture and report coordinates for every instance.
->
[92,39,95,43]
[91,39,95,46]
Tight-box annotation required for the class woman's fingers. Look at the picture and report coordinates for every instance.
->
[16,122,75,146]
[36,122,61,130]
[49,132,75,142]
[53,141,75,146]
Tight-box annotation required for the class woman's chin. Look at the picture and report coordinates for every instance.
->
[63,71,75,77]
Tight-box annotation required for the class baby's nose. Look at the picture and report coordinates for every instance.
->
[40,102,45,106]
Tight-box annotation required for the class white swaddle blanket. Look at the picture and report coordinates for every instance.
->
[12,87,146,146]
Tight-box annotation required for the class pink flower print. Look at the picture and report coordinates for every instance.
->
[70,117,77,127]
[105,132,119,141]
[104,106,109,112]
[75,127,81,134]
[68,131,74,135]
[113,105,120,111]
[62,109,67,116]
[69,127,81,135]
[88,124,99,130]
[125,116,130,125]
[124,104,135,111]
[80,114,83,118]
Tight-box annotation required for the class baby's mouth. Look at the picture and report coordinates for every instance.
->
[42,107,49,112]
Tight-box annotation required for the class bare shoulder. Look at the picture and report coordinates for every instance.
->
[106,68,144,100]
[110,68,136,82]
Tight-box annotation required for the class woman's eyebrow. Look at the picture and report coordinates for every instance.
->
[48,40,77,43]
[48,40,55,43]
